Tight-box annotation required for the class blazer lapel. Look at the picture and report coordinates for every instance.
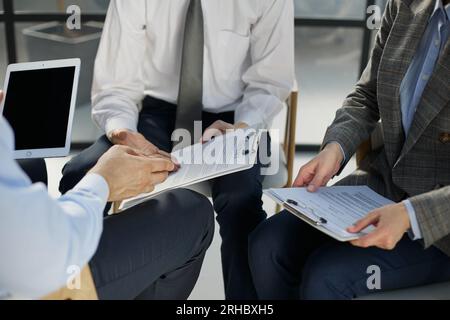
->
[398,39,450,161]
[377,0,434,166]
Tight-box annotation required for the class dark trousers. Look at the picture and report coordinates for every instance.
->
[59,96,268,299]
[18,159,214,299]
[248,210,450,300]
[91,188,214,300]
[17,159,48,186]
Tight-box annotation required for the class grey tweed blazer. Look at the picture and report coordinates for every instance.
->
[322,0,450,255]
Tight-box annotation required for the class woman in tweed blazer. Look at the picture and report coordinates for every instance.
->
[249,0,450,299]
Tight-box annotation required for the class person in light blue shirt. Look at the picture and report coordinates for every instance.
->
[0,90,214,299]
[248,0,450,299]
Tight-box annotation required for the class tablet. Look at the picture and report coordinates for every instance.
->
[0,59,80,159]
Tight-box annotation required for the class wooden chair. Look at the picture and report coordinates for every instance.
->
[113,85,299,213]
[283,86,299,187]
[43,266,98,300]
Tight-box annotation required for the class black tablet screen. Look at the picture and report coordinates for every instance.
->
[2,66,75,150]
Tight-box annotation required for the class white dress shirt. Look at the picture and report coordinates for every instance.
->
[92,0,295,136]
[0,116,108,299]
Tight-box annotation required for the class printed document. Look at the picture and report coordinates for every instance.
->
[120,130,260,210]
[265,186,394,241]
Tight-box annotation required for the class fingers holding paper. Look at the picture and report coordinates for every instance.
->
[348,203,411,250]
[90,145,177,202]
[293,142,344,192]
[110,129,180,170]
[110,129,164,157]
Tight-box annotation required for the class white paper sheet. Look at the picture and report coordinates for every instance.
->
[120,130,260,210]
[265,186,394,241]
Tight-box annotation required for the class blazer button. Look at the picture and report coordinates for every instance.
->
[439,132,450,144]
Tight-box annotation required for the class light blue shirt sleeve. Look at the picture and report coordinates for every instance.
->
[403,200,423,240]
[0,117,108,299]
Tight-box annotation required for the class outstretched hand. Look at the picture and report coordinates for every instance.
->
[293,142,344,192]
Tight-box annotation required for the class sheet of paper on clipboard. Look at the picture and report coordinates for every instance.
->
[120,129,261,211]
[264,186,394,241]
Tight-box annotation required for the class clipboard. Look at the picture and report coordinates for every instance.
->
[264,188,378,242]
[120,129,261,210]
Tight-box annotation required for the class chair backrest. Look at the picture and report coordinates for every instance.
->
[283,85,299,187]
[42,265,98,300]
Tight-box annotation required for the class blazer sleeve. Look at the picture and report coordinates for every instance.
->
[321,0,399,169]
[409,186,450,248]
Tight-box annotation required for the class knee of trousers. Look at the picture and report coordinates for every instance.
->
[173,189,215,253]
[213,188,265,228]
[59,136,112,194]
[248,219,287,271]
[58,157,92,194]
[300,248,355,300]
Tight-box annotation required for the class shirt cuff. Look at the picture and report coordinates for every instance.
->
[235,111,266,131]
[105,117,138,138]
[234,95,283,130]
[404,199,423,240]
[73,173,110,204]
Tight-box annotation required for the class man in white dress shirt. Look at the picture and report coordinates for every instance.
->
[59,0,294,299]
[0,88,214,299]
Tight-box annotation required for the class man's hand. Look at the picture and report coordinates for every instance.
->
[109,129,171,159]
[109,128,178,168]
[293,143,344,192]
[201,120,249,142]
[348,202,411,250]
[89,145,176,202]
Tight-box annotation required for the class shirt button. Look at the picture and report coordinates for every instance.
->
[435,39,440,47]
[422,74,429,81]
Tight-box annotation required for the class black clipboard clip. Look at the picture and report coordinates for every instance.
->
[242,131,259,156]
[284,199,328,226]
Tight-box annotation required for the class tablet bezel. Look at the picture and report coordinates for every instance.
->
[0,59,80,159]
